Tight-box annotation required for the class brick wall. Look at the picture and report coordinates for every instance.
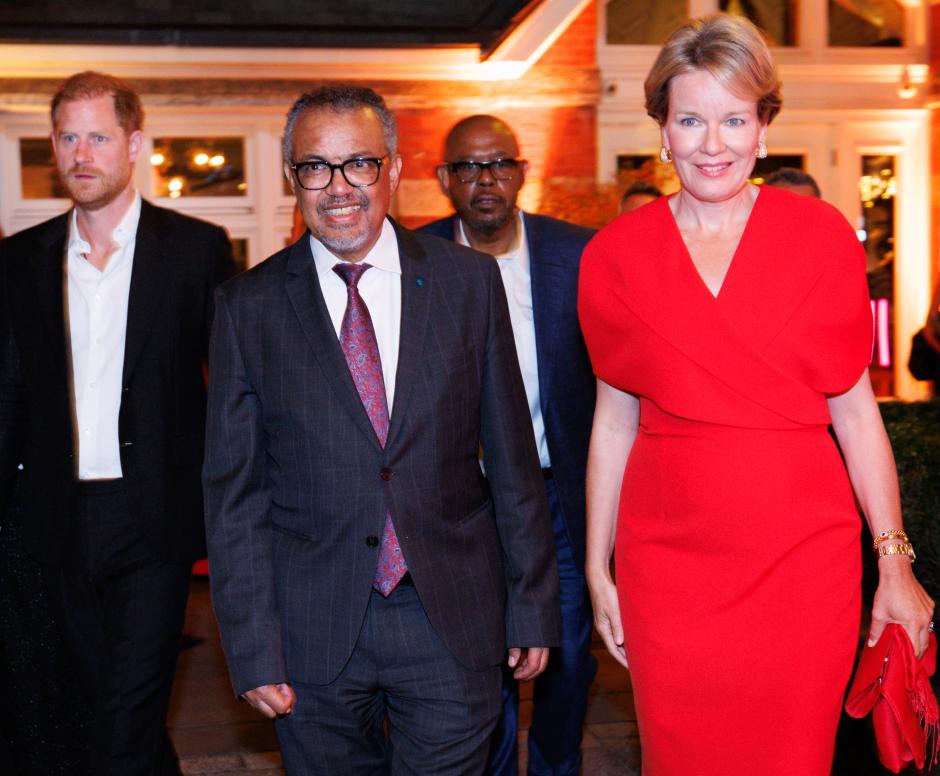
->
[538,0,597,67]
[931,3,940,286]
[394,1,603,229]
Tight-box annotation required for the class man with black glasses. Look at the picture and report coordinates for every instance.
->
[422,115,597,776]
[203,87,560,775]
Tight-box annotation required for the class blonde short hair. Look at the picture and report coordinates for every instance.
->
[644,14,782,127]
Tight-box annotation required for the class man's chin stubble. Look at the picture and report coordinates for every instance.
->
[62,174,127,212]
[465,210,511,237]
[67,188,122,212]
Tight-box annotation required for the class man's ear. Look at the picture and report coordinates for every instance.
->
[127,130,143,164]
[283,162,298,195]
[388,153,403,195]
[435,164,451,197]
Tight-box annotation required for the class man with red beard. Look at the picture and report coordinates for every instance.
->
[0,71,233,775]
[422,116,597,776]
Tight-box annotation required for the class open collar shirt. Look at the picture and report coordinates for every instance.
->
[67,192,141,480]
[457,211,550,467]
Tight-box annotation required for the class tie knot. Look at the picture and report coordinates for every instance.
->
[333,262,372,289]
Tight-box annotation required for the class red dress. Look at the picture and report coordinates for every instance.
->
[577,186,872,775]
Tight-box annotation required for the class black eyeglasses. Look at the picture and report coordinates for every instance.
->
[289,156,388,191]
[445,158,521,183]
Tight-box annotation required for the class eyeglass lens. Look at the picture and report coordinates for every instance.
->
[294,158,383,190]
[450,159,518,183]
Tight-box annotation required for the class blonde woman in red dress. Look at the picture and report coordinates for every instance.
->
[578,14,933,775]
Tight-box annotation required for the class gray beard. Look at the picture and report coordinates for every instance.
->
[319,232,372,257]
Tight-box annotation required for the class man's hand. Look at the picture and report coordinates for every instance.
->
[242,683,296,718]
[507,647,550,681]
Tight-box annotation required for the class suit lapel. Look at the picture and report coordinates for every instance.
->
[33,214,71,398]
[284,234,383,452]
[34,215,68,346]
[122,201,169,386]
[525,214,562,414]
[385,222,430,451]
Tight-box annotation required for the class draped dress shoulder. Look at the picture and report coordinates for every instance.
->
[577,186,872,775]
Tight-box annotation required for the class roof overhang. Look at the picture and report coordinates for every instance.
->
[0,0,591,83]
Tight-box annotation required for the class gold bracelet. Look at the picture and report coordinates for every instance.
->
[873,530,909,552]
[877,541,916,563]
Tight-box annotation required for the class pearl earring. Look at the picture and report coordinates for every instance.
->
[660,147,672,164]
[756,141,767,159]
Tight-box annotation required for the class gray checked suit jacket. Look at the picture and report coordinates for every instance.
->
[203,219,561,695]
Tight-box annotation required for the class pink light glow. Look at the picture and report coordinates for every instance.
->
[871,298,891,368]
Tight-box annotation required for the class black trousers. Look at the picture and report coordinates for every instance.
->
[47,480,192,776]
[0,488,92,775]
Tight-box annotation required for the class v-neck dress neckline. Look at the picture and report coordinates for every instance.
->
[665,187,764,301]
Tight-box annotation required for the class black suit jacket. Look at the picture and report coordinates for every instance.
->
[0,200,234,565]
[203,221,561,695]
[420,213,596,570]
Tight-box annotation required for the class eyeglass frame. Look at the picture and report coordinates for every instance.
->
[441,157,524,184]
[288,155,389,191]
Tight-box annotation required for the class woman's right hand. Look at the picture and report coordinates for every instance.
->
[588,570,628,668]
[584,380,639,671]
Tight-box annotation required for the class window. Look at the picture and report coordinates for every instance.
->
[606,0,797,45]
[616,154,679,195]
[749,154,807,183]
[150,137,247,198]
[19,138,66,199]
[829,0,904,47]
[720,0,797,46]
[860,154,896,396]
[605,0,687,44]
[230,238,249,273]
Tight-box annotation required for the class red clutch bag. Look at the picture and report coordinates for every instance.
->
[845,624,940,773]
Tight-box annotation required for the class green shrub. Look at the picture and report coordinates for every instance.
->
[837,401,940,776]
[867,400,940,602]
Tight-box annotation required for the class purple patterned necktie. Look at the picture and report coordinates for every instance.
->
[333,262,407,597]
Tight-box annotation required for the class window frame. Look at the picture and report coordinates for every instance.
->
[598,0,926,66]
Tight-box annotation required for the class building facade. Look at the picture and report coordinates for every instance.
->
[0,0,933,398]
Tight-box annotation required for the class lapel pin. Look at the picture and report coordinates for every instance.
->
[416,278,425,287]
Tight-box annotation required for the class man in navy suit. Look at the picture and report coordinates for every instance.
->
[421,115,597,776]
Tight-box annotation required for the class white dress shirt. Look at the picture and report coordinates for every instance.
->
[67,192,141,480]
[457,211,550,467]
[310,219,402,413]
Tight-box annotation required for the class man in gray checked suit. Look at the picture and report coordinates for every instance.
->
[203,86,561,775]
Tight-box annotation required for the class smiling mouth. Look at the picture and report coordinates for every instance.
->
[696,163,732,175]
[324,205,361,216]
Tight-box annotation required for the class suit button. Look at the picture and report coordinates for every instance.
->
[379,467,393,481]
[366,535,379,547]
